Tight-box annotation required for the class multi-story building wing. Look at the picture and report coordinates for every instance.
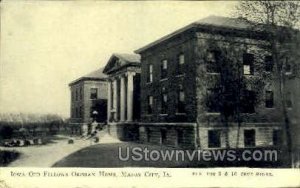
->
[69,68,107,134]
[135,16,299,150]
[103,53,141,140]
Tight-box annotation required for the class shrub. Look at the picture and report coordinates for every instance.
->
[0,126,13,139]
[0,150,20,166]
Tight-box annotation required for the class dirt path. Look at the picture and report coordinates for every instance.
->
[1,135,93,167]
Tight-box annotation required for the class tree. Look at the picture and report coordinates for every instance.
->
[204,38,264,148]
[234,0,300,167]
[0,126,14,139]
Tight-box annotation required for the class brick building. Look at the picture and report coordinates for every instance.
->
[103,53,141,140]
[69,68,107,134]
[134,16,300,150]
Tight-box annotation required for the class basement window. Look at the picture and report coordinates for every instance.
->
[160,129,167,144]
[146,128,151,142]
[272,130,282,146]
[244,129,256,147]
[208,130,221,148]
[177,129,184,145]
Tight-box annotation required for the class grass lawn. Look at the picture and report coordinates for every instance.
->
[0,150,20,166]
[53,142,190,167]
[53,142,284,168]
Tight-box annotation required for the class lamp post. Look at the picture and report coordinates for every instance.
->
[92,110,98,122]
[91,110,98,132]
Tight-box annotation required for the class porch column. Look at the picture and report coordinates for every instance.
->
[113,79,118,120]
[107,80,111,123]
[120,75,126,122]
[126,72,135,122]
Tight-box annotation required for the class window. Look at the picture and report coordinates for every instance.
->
[206,88,221,112]
[90,107,93,117]
[206,50,220,73]
[147,96,153,114]
[179,53,185,65]
[161,59,168,79]
[244,129,256,147]
[110,82,114,109]
[90,107,97,117]
[177,84,186,113]
[208,130,221,148]
[273,130,282,146]
[286,91,292,108]
[146,128,151,142]
[243,53,254,75]
[177,129,184,145]
[147,64,153,83]
[71,107,74,118]
[75,89,78,101]
[161,87,168,114]
[160,129,167,144]
[285,57,292,73]
[75,107,78,118]
[79,87,83,100]
[265,90,274,108]
[71,91,74,101]
[241,90,256,113]
[79,106,82,118]
[90,88,98,99]
[265,56,273,72]
[177,53,185,75]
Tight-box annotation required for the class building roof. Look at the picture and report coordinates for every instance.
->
[135,15,258,53]
[103,53,141,74]
[69,67,107,86]
[196,15,253,29]
[83,67,107,79]
[113,53,141,63]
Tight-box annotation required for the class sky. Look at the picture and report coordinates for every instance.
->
[0,1,236,118]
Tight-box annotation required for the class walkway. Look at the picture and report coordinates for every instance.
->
[2,132,119,167]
